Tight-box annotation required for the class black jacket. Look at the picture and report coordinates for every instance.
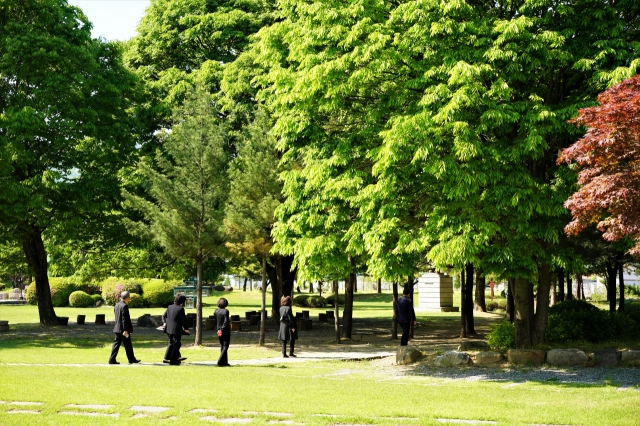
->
[113,300,133,334]
[163,304,188,336]
[215,308,230,338]
[278,306,298,341]
[394,296,416,324]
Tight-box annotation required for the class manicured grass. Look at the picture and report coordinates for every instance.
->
[0,357,639,425]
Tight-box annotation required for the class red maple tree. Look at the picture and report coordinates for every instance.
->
[559,74,640,255]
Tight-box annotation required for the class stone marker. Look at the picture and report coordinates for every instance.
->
[230,321,241,332]
[475,352,503,366]
[458,341,490,351]
[95,314,106,325]
[77,315,85,325]
[507,349,546,365]
[326,311,335,320]
[245,311,256,320]
[250,315,260,326]
[205,318,215,331]
[57,317,69,326]
[230,315,241,322]
[435,351,470,367]
[0,320,9,332]
[546,349,589,367]
[318,313,328,322]
[620,350,640,366]
[593,349,619,367]
[302,310,310,318]
[396,346,422,365]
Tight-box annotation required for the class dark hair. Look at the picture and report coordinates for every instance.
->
[281,296,292,307]
[402,286,411,295]
[217,298,228,309]
[174,294,186,305]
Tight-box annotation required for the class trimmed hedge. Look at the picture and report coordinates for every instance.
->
[325,294,345,307]
[90,294,102,304]
[141,279,177,307]
[101,278,143,306]
[293,294,327,308]
[69,291,94,308]
[128,293,144,308]
[26,278,79,307]
[487,320,515,350]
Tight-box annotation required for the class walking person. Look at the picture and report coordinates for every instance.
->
[215,298,231,367]
[162,294,190,365]
[394,286,416,346]
[489,279,496,301]
[108,291,141,364]
[278,296,298,358]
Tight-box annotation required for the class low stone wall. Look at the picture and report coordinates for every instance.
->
[396,346,640,368]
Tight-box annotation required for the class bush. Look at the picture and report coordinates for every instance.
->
[128,293,143,308]
[487,320,515,350]
[214,285,225,291]
[141,279,177,307]
[549,299,599,315]
[69,291,94,308]
[26,278,78,307]
[325,294,345,307]
[622,302,640,324]
[625,285,640,297]
[101,278,142,306]
[486,301,506,312]
[90,294,102,304]
[293,294,327,308]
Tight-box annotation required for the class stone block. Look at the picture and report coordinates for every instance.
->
[458,340,490,351]
[396,347,422,365]
[507,349,546,365]
[0,325,9,332]
[230,321,241,332]
[0,320,8,326]
[435,351,470,367]
[475,351,503,365]
[620,350,640,366]
[593,349,619,367]
[546,349,589,367]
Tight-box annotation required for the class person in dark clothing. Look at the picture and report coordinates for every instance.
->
[162,294,190,365]
[108,291,141,364]
[215,298,231,366]
[278,296,298,358]
[394,286,416,346]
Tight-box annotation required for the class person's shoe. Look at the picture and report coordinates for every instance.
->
[129,359,141,364]
[282,354,289,358]
[163,360,170,364]
[178,357,187,361]
[289,354,297,358]
[169,361,181,365]
[108,361,120,365]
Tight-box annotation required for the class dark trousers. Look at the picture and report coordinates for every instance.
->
[109,333,136,363]
[166,334,182,363]
[399,322,411,346]
[218,336,230,366]
[281,340,295,356]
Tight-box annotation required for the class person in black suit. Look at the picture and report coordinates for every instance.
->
[215,298,231,367]
[108,291,141,364]
[278,295,298,358]
[394,286,416,346]
[162,294,190,365]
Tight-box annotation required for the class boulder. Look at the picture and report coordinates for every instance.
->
[593,349,619,367]
[136,314,151,327]
[396,347,422,365]
[507,349,546,365]
[435,351,470,367]
[137,314,163,328]
[620,350,640,366]
[458,340,490,351]
[546,349,589,367]
[475,351,503,365]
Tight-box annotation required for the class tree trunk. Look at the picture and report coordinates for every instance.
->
[22,228,57,325]
[377,278,382,293]
[605,261,617,313]
[550,274,557,306]
[342,255,355,339]
[408,276,415,339]
[566,275,573,301]
[513,276,532,348]
[259,254,267,346]
[392,281,398,340]
[460,269,466,337]
[474,272,486,312]
[557,268,565,302]
[243,277,247,292]
[618,261,625,311]
[532,262,552,346]
[318,281,323,297]
[309,281,314,293]
[575,275,583,300]
[195,257,203,346]
[462,263,476,336]
[507,278,515,322]
[333,280,340,344]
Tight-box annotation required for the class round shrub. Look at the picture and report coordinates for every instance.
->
[325,294,345,307]
[546,308,611,343]
[26,278,78,307]
[214,284,225,291]
[549,299,599,315]
[487,320,515,350]
[90,294,103,304]
[293,294,327,308]
[101,278,142,306]
[293,294,310,307]
[69,291,94,308]
[141,279,176,307]
[128,293,143,308]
